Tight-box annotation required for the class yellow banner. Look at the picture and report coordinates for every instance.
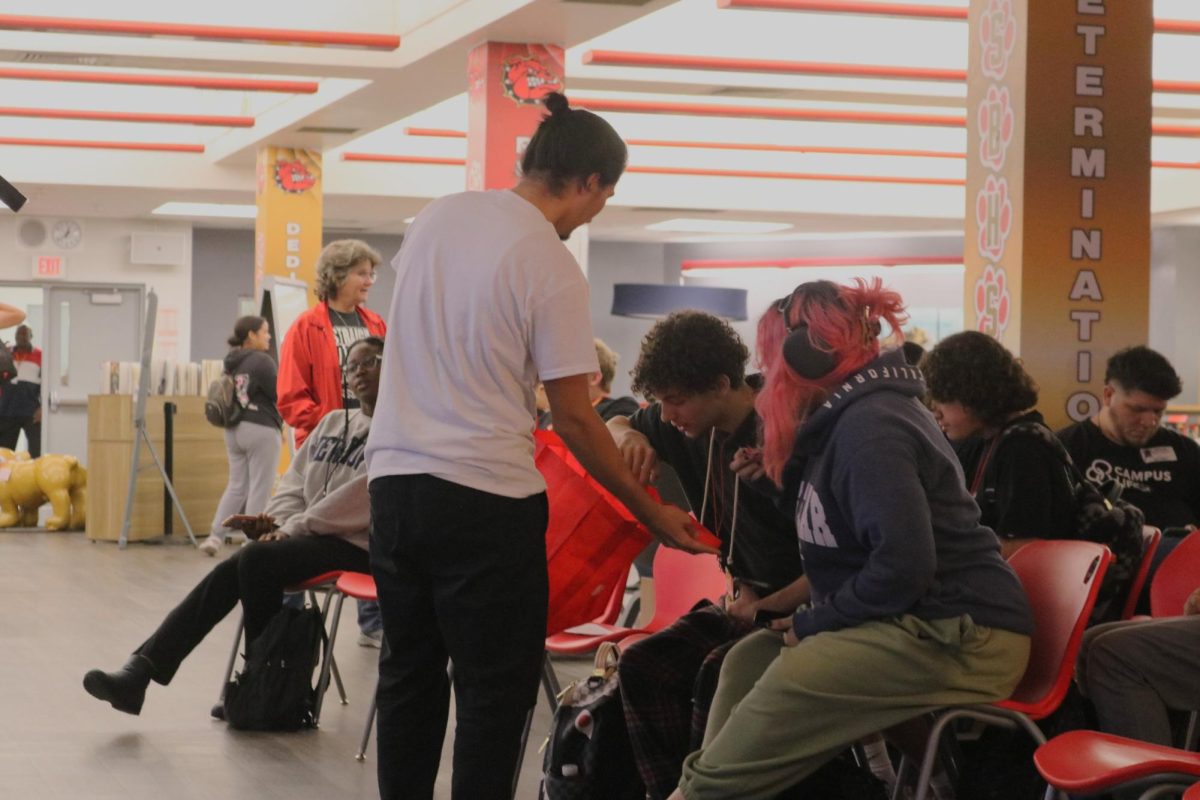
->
[965,0,1151,428]
[254,146,323,308]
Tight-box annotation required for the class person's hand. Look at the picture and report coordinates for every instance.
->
[257,530,288,542]
[769,615,799,647]
[730,447,765,483]
[245,514,278,539]
[617,430,659,485]
[644,503,719,555]
[31,407,41,425]
[724,581,760,624]
[1184,587,1200,617]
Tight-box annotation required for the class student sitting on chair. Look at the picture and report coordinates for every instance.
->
[82,336,384,716]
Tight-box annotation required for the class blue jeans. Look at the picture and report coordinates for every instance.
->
[357,600,382,634]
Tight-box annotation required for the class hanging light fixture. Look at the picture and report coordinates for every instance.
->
[611,283,748,321]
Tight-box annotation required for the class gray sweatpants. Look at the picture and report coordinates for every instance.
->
[678,616,1030,800]
[1077,616,1200,746]
[210,422,281,535]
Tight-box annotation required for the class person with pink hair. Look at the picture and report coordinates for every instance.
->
[669,279,1034,800]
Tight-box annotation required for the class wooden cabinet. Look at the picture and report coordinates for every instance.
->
[86,395,229,542]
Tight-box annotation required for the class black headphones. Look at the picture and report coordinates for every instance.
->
[777,291,840,380]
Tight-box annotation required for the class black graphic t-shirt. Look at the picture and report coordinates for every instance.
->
[1057,418,1200,529]
[330,309,367,410]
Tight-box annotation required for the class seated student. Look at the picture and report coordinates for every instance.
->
[606,311,806,800]
[669,280,1032,800]
[1077,586,1200,746]
[1058,346,1200,531]
[536,337,639,429]
[922,331,1075,556]
[82,336,384,716]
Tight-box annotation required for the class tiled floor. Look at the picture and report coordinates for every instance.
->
[0,531,590,799]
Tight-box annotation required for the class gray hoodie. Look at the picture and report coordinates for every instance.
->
[782,349,1033,640]
[267,407,371,550]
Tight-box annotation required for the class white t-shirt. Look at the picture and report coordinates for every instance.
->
[365,189,599,498]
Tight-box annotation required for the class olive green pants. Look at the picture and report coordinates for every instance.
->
[677,615,1030,800]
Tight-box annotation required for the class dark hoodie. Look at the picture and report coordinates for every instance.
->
[224,348,282,430]
[781,349,1033,640]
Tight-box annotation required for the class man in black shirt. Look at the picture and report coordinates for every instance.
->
[607,311,807,800]
[1058,346,1200,531]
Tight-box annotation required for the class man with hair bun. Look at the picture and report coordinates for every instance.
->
[366,92,711,800]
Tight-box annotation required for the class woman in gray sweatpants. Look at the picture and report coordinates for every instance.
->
[201,316,283,555]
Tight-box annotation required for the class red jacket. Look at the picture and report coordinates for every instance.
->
[277,302,386,447]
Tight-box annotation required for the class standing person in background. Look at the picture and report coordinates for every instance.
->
[277,239,387,449]
[535,337,640,430]
[366,92,711,800]
[0,325,42,457]
[277,238,387,644]
[200,317,283,556]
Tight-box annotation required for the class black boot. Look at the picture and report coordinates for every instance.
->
[83,655,155,715]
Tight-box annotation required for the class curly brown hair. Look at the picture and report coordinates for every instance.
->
[630,310,748,399]
[922,331,1038,427]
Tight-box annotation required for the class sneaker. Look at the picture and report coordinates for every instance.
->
[199,534,223,556]
[357,629,383,649]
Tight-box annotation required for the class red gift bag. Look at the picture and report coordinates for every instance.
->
[535,431,653,636]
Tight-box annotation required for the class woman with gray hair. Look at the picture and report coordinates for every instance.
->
[277,239,387,449]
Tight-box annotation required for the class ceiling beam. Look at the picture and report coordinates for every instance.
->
[0,106,253,126]
[0,137,204,152]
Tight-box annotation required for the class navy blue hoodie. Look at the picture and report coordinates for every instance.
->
[781,349,1033,640]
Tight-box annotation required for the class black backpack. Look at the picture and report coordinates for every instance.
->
[223,605,325,731]
[985,422,1146,623]
[204,373,243,428]
[541,643,643,800]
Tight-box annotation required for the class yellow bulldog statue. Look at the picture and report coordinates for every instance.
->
[0,451,87,531]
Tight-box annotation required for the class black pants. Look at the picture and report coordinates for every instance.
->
[370,474,549,800]
[135,535,368,683]
[0,416,39,457]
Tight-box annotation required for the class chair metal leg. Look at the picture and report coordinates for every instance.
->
[308,588,348,705]
[513,705,535,800]
[356,680,378,762]
[312,591,347,726]
[217,613,245,702]
[1185,710,1199,752]
[540,651,561,711]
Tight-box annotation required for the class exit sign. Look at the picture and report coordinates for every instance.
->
[34,255,65,279]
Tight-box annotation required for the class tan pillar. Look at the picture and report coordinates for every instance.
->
[964,0,1152,427]
[254,146,323,308]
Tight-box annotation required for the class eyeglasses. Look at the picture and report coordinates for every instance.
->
[344,354,383,374]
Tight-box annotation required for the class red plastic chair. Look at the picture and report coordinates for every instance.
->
[1151,530,1200,618]
[907,540,1113,800]
[218,569,348,715]
[540,547,726,704]
[321,571,379,761]
[1121,527,1163,620]
[1034,730,1200,800]
[1186,781,1200,800]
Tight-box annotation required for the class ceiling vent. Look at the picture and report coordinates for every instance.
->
[14,51,112,66]
[630,207,719,215]
[707,86,797,100]
[296,126,361,135]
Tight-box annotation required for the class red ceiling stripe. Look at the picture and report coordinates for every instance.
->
[0,14,398,49]
[583,50,967,82]
[627,164,964,185]
[1153,161,1200,169]
[1154,81,1200,95]
[1155,19,1200,35]
[682,255,965,269]
[628,139,965,158]
[0,67,318,93]
[0,106,253,126]
[1154,124,1200,138]
[716,0,967,19]
[402,127,467,138]
[575,97,965,127]
[0,136,203,152]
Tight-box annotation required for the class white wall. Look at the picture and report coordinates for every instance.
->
[0,216,193,362]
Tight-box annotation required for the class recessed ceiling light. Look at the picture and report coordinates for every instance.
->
[152,202,257,219]
[646,218,793,234]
